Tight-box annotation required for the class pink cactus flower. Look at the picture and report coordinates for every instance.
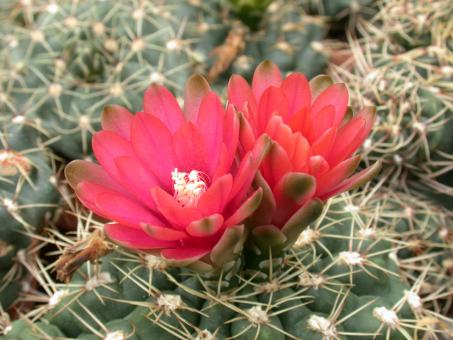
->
[228,60,380,233]
[66,75,268,267]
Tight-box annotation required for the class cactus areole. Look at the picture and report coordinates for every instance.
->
[65,60,379,272]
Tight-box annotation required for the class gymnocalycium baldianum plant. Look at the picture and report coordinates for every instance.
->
[12,61,441,340]
[64,60,381,270]
[5,59,453,340]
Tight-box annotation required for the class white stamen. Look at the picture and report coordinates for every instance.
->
[172,168,208,207]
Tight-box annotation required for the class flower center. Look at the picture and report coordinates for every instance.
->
[171,168,208,207]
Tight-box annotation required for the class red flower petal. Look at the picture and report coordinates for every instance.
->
[260,142,292,189]
[311,83,348,126]
[143,84,185,133]
[151,187,203,229]
[252,60,282,99]
[227,74,258,114]
[225,188,263,227]
[308,155,330,177]
[316,156,361,196]
[105,223,176,249]
[212,144,230,180]
[197,174,233,215]
[265,116,293,151]
[318,161,381,200]
[327,107,375,165]
[161,248,210,261]
[287,107,313,141]
[281,73,310,119]
[238,110,257,153]
[221,104,240,168]
[257,86,289,133]
[172,122,209,175]
[74,182,106,216]
[186,214,224,237]
[101,105,133,140]
[66,160,126,195]
[183,74,211,122]
[310,127,337,159]
[95,189,163,227]
[92,130,134,183]
[289,133,310,172]
[141,224,188,241]
[311,105,335,142]
[131,112,175,190]
[229,135,270,207]
[327,118,366,166]
[115,156,158,209]
[197,92,224,172]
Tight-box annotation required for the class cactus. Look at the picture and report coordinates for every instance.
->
[4,188,453,339]
[301,0,376,24]
[0,0,222,160]
[1,1,452,339]
[0,122,59,310]
[327,0,453,204]
[184,1,327,85]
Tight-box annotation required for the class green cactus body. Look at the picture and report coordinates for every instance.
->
[0,123,59,309]
[328,0,453,202]
[0,0,213,160]
[4,191,442,339]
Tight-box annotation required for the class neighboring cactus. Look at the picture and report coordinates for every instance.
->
[0,0,216,160]
[204,0,329,84]
[227,0,273,30]
[328,0,453,203]
[301,0,376,24]
[344,188,453,317]
[4,190,453,339]
[0,122,59,310]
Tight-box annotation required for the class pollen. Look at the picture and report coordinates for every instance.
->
[171,168,208,207]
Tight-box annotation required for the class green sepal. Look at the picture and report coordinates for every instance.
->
[252,225,287,250]
[210,225,246,267]
[278,172,316,204]
[281,199,324,247]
